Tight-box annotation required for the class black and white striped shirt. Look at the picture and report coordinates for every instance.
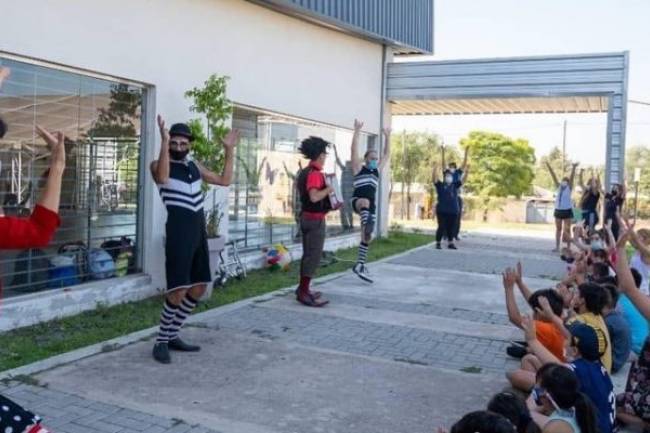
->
[352,165,379,202]
[157,159,204,213]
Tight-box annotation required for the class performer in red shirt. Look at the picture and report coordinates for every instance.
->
[295,136,334,307]
[0,66,63,433]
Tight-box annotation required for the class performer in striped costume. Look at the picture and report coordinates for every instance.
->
[350,119,391,283]
[150,115,239,364]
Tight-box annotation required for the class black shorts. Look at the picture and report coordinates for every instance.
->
[554,209,573,220]
[165,225,212,292]
[351,197,376,215]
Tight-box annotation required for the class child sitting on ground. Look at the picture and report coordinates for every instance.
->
[602,283,631,373]
[503,265,566,392]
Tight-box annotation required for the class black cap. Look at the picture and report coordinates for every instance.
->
[0,117,7,139]
[169,123,193,141]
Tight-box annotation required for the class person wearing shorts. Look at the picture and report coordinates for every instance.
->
[150,115,238,364]
[349,120,391,283]
[546,161,579,252]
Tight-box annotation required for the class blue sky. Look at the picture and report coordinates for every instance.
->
[392,0,650,166]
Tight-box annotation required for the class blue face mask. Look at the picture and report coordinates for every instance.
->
[367,160,378,170]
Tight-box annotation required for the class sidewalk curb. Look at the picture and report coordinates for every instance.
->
[0,240,434,381]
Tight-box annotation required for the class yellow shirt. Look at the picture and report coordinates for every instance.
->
[568,312,612,373]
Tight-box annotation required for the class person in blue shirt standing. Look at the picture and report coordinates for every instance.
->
[442,145,469,243]
[433,162,467,250]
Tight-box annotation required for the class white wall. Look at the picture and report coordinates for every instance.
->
[1,0,384,290]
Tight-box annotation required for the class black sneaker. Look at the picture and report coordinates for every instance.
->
[353,263,373,283]
[448,243,457,250]
[153,342,171,364]
[435,243,442,250]
[168,337,201,352]
[506,345,527,359]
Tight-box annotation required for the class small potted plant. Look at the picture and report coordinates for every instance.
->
[206,202,225,252]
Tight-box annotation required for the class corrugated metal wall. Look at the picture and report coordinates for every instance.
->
[250,0,434,53]
[386,52,630,186]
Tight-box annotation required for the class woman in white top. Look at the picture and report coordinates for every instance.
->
[628,228,650,295]
[546,162,579,252]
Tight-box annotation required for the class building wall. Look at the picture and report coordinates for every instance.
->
[1,0,384,292]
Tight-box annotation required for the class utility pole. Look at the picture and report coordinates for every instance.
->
[562,119,567,174]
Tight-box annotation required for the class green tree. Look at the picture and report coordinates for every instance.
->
[390,132,450,219]
[461,131,535,221]
[626,146,650,192]
[185,75,233,193]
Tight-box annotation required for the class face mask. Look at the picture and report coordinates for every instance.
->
[169,149,189,161]
[367,160,378,170]
[561,181,568,188]
[449,168,456,174]
[445,176,453,184]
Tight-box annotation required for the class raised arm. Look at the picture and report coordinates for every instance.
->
[351,119,363,175]
[579,169,585,191]
[538,296,572,341]
[504,268,524,328]
[34,126,66,213]
[0,126,66,249]
[461,164,470,184]
[197,130,239,186]
[522,315,564,365]
[546,161,560,188]
[150,115,171,184]
[332,143,345,171]
[616,230,650,320]
[283,161,296,181]
[514,261,534,301]
[461,146,469,172]
[441,145,447,172]
[569,163,579,189]
[379,127,391,171]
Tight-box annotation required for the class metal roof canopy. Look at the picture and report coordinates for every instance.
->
[387,52,630,187]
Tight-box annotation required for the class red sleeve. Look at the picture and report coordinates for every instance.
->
[306,171,324,191]
[0,205,61,249]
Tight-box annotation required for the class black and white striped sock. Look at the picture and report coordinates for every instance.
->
[357,242,369,265]
[156,299,179,344]
[167,293,199,341]
[360,208,370,226]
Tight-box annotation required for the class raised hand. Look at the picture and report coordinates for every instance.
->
[382,127,392,137]
[157,115,169,143]
[354,119,364,131]
[515,261,524,284]
[521,314,537,342]
[502,267,517,291]
[536,296,555,320]
[36,125,65,172]
[223,129,240,151]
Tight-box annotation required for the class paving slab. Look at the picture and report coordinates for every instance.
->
[0,232,580,432]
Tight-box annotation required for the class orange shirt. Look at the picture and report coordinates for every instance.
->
[535,320,566,361]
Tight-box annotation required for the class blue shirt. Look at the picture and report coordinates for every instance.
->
[435,181,461,215]
[569,359,615,433]
[619,294,649,354]
[605,310,632,373]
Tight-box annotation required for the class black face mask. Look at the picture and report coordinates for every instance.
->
[169,149,189,161]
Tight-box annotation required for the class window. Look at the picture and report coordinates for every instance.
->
[0,56,145,298]
[229,106,375,250]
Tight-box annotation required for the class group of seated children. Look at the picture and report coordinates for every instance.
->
[442,215,650,433]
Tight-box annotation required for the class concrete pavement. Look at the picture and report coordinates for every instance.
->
[4,232,594,433]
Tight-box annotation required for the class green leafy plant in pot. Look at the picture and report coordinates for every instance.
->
[185,74,232,249]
